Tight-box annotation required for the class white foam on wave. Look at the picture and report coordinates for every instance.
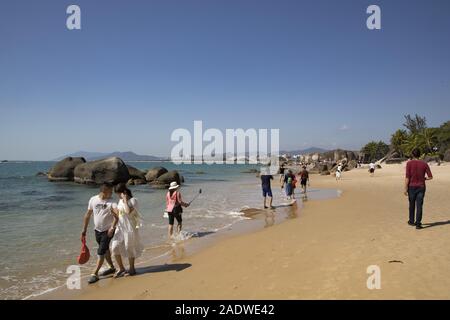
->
[227,210,245,217]
[170,230,196,243]
[23,286,60,300]
[150,223,167,229]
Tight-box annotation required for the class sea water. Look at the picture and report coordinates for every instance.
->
[0,161,264,299]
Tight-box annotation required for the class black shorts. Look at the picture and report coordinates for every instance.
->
[301,178,308,186]
[95,229,113,256]
[369,168,375,173]
[168,212,182,225]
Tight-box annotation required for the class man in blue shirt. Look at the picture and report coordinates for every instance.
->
[261,172,274,209]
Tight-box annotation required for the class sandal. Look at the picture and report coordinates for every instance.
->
[128,269,137,276]
[88,274,99,284]
[99,268,116,277]
[113,270,127,278]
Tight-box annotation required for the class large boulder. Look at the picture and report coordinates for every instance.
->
[126,165,146,180]
[127,178,147,186]
[151,170,182,188]
[443,149,450,162]
[320,150,335,162]
[319,163,330,173]
[423,155,440,163]
[74,157,130,185]
[145,167,168,182]
[311,153,320,162]
[347,160,358,170]
[48,157,86,182]
[334,149,347,162]
[346,151,357,162]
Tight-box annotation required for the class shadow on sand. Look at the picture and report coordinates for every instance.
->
[422,220,450,229]
[192,231,215,238]
[136,263,192,275]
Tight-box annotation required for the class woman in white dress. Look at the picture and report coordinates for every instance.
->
[111,183,143,277]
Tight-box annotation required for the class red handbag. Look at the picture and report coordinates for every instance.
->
[77,235,90,264]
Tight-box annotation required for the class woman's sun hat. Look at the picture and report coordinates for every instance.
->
[168,181,180,190]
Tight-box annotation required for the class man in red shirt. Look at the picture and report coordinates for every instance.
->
[404,148,433,229]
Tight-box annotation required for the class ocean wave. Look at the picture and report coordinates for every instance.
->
[38,195,74,202]
[21,190,45,196]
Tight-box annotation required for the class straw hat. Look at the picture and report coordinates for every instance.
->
[168,181,180,190]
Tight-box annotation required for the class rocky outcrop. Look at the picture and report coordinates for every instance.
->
[74,157,130,185]
[127,178,147,186]
[48,157,86,182]
[424,155,441,164]
[126,165,146,180]
[301,149,359,164]
[145,167,168,182]
[443,149,450,162]
[334,149,347,162]
[346,151,357,161]
[385,158,407,164]
[151,170,182,188]
[347,160,358,170]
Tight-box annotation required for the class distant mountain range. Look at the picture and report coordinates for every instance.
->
[53,147,328,162]
[53,151,168,162]
[280,147,329,155]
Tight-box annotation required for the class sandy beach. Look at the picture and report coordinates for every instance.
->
[49,162,449,300]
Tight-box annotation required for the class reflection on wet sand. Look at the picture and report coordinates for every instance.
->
[240,200,300,228]
[170,243,186,261]
[264,210,275,228]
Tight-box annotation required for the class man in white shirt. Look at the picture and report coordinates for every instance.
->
[81,183,118,284]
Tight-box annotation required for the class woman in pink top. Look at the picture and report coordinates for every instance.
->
[166,181,189,238]
[404,148,433,229]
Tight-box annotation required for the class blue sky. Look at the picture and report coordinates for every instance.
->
[1,0,450,160]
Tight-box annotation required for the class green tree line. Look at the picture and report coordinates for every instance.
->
[362,114,450,161]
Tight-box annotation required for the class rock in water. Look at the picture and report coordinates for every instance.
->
[145,167,168,182]
[126,165,146,180]
[36,172,48,177]
[133,179,147,185]
[74,157,130,185]
[48,157,86,182]
[152,170,181,188]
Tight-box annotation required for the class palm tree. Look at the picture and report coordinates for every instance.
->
[390,129,408,156]
[420,128,439,154]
